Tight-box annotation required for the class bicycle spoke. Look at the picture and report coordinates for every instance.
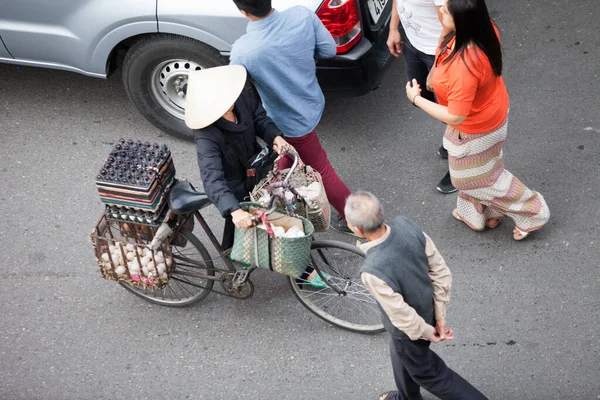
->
[327,296,345,316]
[355,300,374,323]
[171,277,192,300]
[171,275,208,290]
[311,292,341,309]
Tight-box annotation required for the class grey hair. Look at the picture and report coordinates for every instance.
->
[344,191,384,233]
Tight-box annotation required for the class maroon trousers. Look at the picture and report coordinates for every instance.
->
[279,130,351,219]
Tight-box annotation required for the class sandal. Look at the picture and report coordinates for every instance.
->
[296,266,331,290]
[513,227,529,241]
[452,208,462,221]
[452,209,485,232]
[485,217,503,229]
[305,271,331,289]
[379,391,399,400]
[452,209,462,222]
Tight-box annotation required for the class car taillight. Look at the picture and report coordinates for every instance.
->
[317,0,362,55]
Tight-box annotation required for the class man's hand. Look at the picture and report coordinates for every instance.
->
[435,319,454,341]
[231,209,255,229]
[387,29,403,57]
[428,331,443,343]
[427,320,454,343]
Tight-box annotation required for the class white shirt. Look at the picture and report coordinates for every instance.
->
[398,0,445,55]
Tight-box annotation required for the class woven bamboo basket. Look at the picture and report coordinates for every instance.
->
[89,214,174,289]
[230,203,314,277]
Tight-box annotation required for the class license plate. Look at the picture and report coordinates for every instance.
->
[367,0,389,23]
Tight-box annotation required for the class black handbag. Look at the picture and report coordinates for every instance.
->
[223,134,276,192]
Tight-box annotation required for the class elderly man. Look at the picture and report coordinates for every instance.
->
[345,192,487,400]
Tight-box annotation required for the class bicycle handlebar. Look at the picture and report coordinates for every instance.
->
[282,150,299,185]
[249,150,300,221]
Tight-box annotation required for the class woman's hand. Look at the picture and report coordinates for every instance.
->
[426,65,436,92]
[406,79,422,104]
[273,136,295,155]
[231,209,255,229]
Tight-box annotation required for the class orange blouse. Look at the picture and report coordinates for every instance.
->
[432,36,509,134]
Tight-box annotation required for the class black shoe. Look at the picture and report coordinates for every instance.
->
[330,215,355,235]
[436,171,457,194]
[438,145,448,159]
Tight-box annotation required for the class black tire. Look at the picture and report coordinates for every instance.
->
[120,230,215,307]
[289,240,385,334]
[122,34,227,141]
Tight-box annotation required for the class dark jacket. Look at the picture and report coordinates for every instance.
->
[195,90,282,217]
[360,216,435,340]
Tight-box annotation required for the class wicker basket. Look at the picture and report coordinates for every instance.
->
[250,156,330,232]
[230,203,314,278]
[90,214,174,289]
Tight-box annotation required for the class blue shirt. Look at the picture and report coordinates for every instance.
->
[230,7,336,137]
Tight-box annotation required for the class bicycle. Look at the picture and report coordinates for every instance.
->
[115,152,384,334]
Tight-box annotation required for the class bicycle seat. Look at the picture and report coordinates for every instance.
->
[169,181,212,214]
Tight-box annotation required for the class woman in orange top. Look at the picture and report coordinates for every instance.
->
[405,0,549,241]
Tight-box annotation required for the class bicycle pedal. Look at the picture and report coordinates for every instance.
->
[233,270,249,285]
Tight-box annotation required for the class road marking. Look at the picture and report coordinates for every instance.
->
[583,126,600,133]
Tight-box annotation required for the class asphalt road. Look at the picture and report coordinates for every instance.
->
[0,1,599,399]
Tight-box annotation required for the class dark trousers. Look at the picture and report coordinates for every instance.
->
[279,130,351,219]
[389,337,488,400]
[222,215,235,250]
[400,25,436,102]
[400,25,449,179]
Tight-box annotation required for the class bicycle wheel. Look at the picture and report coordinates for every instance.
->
[120,230,215,307]
[289,240,385,334]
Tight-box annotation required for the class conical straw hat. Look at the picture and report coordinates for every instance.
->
[185,65,247,129]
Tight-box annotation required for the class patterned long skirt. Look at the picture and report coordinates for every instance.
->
[443,119,550,232]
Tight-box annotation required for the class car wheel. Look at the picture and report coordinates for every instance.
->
[122,34,227,141]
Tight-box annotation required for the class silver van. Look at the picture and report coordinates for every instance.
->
[0,0,393,140]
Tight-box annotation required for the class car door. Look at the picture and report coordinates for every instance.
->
[0,0,156,74]
[0,35,13,59]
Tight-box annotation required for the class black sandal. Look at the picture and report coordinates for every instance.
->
[379,391,399,400]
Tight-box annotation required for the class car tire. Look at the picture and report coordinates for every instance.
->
[122,34,227,141]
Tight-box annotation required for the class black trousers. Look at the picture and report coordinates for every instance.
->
[400,25,436,103]
[222,215,235,250]
[389,337,488,400]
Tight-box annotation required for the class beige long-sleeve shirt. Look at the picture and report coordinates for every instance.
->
[360,226,452,341]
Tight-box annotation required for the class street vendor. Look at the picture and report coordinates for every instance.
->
[185,65,291,249]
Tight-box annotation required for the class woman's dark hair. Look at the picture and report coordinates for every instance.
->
[441,0,502,77]
[233,0,272,18]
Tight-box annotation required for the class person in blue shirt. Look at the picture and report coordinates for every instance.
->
[229,0,353,234]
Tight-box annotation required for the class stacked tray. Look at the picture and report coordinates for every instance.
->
[96,139,176,223]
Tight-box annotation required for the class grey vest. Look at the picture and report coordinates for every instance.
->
[361,216,435,340]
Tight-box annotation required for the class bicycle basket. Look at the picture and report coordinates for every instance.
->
[250,155,330,232]
[89,214,175,289]
[230,202,314,278]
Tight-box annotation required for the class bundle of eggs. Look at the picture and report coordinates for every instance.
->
[99,243,173,284]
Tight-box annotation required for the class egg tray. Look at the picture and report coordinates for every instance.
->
[104,199,170,229]
[90,214,175,289]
